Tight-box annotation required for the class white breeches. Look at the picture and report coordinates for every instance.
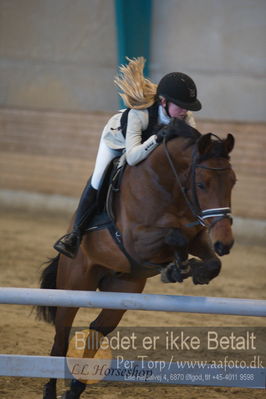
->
[91,137,122,189]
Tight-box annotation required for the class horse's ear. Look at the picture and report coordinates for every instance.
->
[224,133,235,154]
[197,133,212,155]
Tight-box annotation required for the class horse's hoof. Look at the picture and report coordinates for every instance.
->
[161,262,183,283]
[61,391,81,399]
[189,258,221,285]
[62,380,86,399]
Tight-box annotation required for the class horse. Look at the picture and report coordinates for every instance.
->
[37,118,236,399]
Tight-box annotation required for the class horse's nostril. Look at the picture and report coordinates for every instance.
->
[214,241,233,256]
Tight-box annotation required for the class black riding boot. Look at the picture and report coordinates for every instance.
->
[54,181,97,259]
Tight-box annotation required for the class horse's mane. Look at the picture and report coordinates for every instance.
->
[154,118,201,144]
[156,118,231,160]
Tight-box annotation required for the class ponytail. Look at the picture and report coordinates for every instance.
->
[114,57,157,109]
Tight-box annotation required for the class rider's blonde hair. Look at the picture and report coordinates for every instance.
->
[114,57,157,109]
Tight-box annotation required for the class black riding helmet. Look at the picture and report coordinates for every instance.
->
[156,72,202,111]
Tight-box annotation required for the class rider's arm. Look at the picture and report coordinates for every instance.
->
[125,109,159,166]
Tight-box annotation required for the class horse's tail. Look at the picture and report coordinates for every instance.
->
[36,254,59,325]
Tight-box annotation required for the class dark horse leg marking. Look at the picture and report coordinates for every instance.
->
[61,380,86,399]
[43,379,57,399]
[164,228,188,249]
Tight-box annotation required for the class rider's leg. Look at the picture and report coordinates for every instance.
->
[53,180,97,258]
[54,139,121,258]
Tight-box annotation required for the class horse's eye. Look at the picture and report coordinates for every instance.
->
[197,182,206,190]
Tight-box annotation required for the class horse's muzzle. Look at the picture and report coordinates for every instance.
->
[214,240,234,256]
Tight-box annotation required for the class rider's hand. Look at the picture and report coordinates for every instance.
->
[156,125,178,143]
[155,127,168,143]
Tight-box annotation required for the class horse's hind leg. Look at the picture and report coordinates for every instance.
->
[90,274,147,336]
[43,252,102,399]
[43,307,79,399]
[64,274,147,398]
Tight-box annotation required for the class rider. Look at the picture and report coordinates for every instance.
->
[54,57,202,259]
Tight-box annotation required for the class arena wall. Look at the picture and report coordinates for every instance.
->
[0,1,265,121]
[0,108,265,223]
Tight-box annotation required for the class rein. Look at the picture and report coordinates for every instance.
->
[163,136,232,230]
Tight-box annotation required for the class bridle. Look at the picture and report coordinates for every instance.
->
[163,136,233,231]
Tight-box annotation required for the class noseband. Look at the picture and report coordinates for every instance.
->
[163,136,233,230]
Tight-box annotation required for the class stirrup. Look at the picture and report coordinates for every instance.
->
[53,232,81,259]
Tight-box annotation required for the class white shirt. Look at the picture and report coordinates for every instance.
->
[102,106,196,166]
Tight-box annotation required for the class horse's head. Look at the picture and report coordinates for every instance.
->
[191,132,236,256]
[155,120,236,256]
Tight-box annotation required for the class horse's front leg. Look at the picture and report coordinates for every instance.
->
[188,229,222,285]
[161,228,192,283]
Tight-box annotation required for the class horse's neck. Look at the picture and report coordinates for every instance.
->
[150,138,192,187]
[121,139,192,214]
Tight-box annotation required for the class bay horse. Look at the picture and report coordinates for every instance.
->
[38,119,236,399]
